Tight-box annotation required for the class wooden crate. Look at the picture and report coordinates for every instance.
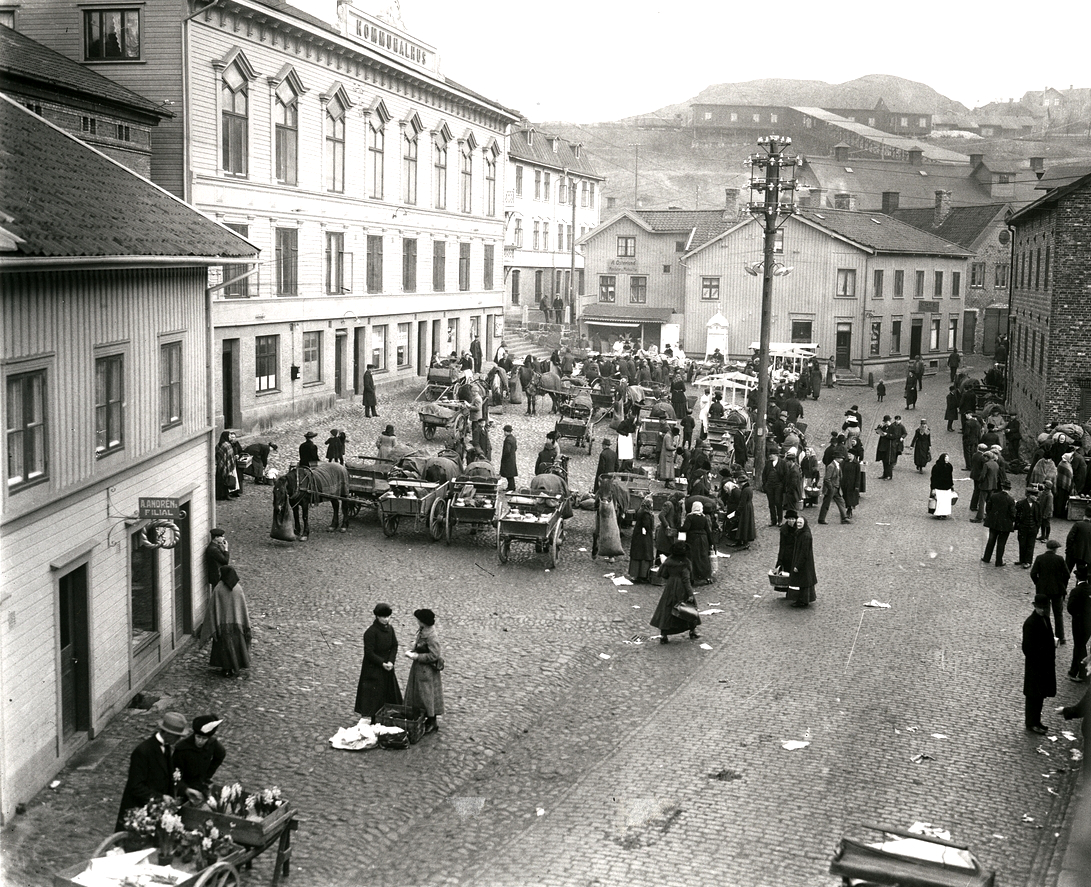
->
[1067,496,1091,521]
[180,799,294,847]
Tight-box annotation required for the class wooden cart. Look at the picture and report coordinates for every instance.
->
[418,400,470,444]
[602,471,651,526]
[377,479,449,538]
[635,417,680,460]
[496,491,566,568]
[443,475,502,545]
[554,394,596,455]
[345,456,395,519]
[416,363,461,401]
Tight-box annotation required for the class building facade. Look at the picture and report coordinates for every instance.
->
[0,96,256,823]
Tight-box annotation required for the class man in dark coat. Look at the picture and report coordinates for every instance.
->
[535,434,559,477]
[982,480,1016,566]
[875,417,896,479]
[362,364,378,417]
[499,425,518,491]
[594,438,618,493]
[1032,539,1071,643]
[947,348,961,383]
[469,336,483,374]
[762,449,785,526]
[1067,516,1091,573]
[298,430,320,466]
[1022,594,1057,734]
[944,386,960,432]
[959,385,978,434]
[818,455,850,524]
[962,413,982,470]
[783,395,804,425]
[1067,564,1090,683]
[1015,486,1042,568]
[115,712,188,831]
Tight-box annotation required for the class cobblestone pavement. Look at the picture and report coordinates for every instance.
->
[2,365,1085,887]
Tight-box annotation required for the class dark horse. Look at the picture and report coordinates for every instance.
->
[271,463,351,541]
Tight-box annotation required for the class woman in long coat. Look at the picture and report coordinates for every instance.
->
[682,501,715,585]
[215,431,236,501]
[354,603,402,722]
[733,480,757,549]
[910,420,932,472]
[904,375,918,410]
[649,542,701,643]
[841,451,862,517]
[657,423,677,483]
[781,450,805,513]
[209,566,251,676]
[780,513,817,607]
[944,386,960,431]
[592,480,625,562]
[1056,453,1075,519]
[655,492,684,560]
[403,608,444,733]
[626,497,656,583]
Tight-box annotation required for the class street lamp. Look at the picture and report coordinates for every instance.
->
[746,135,798,493]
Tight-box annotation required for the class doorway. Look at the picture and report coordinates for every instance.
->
[417,322,428,375]
[962,310,977,354]
[432,319,442,360]
[335,333,346,397]
[59,566,91,740]
[173,501,192,640]
[910,319,924,358]
[353,327,366,394]
[835,323,852,369]
[221,340,241,428]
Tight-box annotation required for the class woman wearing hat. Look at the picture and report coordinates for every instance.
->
[404,609,444,734]
[299,431,320,467]
[376,425,398,461]
[115,712,189,831]
[910,419,932,473]
[355,604,403,722]
[681,500,715,585]
[626,496,656,584]
[174,715,226,802]
[649,542,701,644]
[209,566,252,677]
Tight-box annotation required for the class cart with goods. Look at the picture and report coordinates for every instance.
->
[828,823,995,887]
[344,456,395,519]
[554,392,597,454]
[416,363,461,401]
[635,416,680,460]
[377,477,449,539]
[705,417,735,468]
[496,490,567,568]
[602,471,651,525]
[417,400,470,443]
[443,475,502,545]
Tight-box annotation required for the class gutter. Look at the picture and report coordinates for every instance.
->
[0,255,255,270]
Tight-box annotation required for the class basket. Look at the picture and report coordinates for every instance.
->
[768,571,793,589]
[376,704,426,744]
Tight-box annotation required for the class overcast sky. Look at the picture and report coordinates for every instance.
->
[296,0,1090,122]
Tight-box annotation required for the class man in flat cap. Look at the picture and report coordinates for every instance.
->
[1032,539,1071,646]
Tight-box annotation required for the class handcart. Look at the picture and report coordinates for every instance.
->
[496,490,566,568]
[444,475,502,545]
[829,823,995,886]
[418,400,470,443]
[635,416,680,460]
[554,392,596,454]
[377,478,449,539]
[416,363,461,401]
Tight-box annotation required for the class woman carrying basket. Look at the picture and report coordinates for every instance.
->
[650,542,701,644]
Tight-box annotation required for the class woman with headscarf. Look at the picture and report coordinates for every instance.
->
[841,451,862,518]
[929,453,957,517]
[209,566,251,677]
[910,419,932,473]
[649,542,701,644]
[655,492,684,561]
[376,425,399,461]
[1057,452,1076,519]
[657,421,677,484]
[780,512,818,608]
[626,497,656,584]
[215,430,236,501]
[354,603,403,723]
[592,479,625,562]
[403,608,444,734]
[682,500,715,585]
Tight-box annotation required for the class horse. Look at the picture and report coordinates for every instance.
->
[271,463,351,541]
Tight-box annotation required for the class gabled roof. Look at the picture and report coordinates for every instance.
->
[509,128,602,179]
[581,209,738,252]
[795,208,972,256]
[580,304,674,324]
[890,204,1009,250]
[1009,171,1091,225]
[0,96,257,261]
[1034,162,1091,190]
[0,24,168,120]
[791,107,969,163]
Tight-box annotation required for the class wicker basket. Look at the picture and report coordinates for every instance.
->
[768,571,793,589]
[376,704,426,744]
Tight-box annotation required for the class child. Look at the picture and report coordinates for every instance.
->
[325,428,346,464]
[680,413,696,451]
[876,380,886,402]
[1038,481,1054,541]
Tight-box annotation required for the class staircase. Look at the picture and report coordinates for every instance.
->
[499,324,568,364]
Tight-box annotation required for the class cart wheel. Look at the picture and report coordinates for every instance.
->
[422,423,436,441]
[382,515,399,537]
[344,498,361,519]
[497,533,510,563]
[92,833,131,857]
[444,501,454,545]
[548,526,560,569]
[429,497,445,541]
[193,862,241,887]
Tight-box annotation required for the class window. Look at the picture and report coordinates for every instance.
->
[730,112,738,122]
[434,138,448,209]
[160,343,182,429]
[970,262,986,287]
[995,263,1009,288]
[514,219,523,249]
[951,271,960,297]
[0,9,14,27]
[675,240,686,253]
[836,268,856,297]
[557,225,565,253]
[891,320,902,353]
[222,223,250,297]
[1035,247,1042,289]
[870,321,882,356]
[791,320,813,342]
[543,172,550,201]
[947,318,958,351]
[274,80,298,185]
[929,318,941,351]
[581,181,589,206]
[367,234,383,294]
[302,331,322,383]
[485,155,496,216]
[459,143,473,213]
[934,271,943,297]
[458,242,470,291]
[701,277,720,301]
[255,335,278,392]
[515,165,523,197]
[914,270,925,298]
[617,236,636,257]
[535,270,544,300]
[559,176,569,205]
[542,223,550,252]
[599,275,616,303]
[630,276,647,303]
[326,232,349,294]
[325,96,345,193]
[773,230,784,254]
[397,323,410,368]
[401,237,417,292]
[371,325,387,371]
[368,122,385,199]
[1044,245,1050,288]
[534,169,542,200]
[275,228,297,295]
[116,124,130,141]
[919,117,927,128]
[577,270,585,296]
[403,134,418,204]
[588,183,595,208]
[432,240,445,291]
[770,113,778,124]
[484,244,495,290]
[130,536,157,646]
[900,116,909,127]
[94,355,124,455]
[663,264,672,273]
[221,63,248,176]
[873,269,883,298]
[6,370,47,489]
[532,221,540,251]
[511,269,521,305]
[84,8,140,60]
[893,269,904,297]
[752,114,760,123]
[554,269,563,296]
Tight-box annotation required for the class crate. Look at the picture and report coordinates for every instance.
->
[179,795,294,847]
[376,704,426,744]
[1067,496,1091,521]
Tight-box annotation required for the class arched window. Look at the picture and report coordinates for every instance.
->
[325,94,346,193]
[403,133,418,205]
[485,154,496,216]
[274,79,299,185]
[460,143,473,213]
[434,137,448,210]
[221,62,248,176]
[369,122,385,199]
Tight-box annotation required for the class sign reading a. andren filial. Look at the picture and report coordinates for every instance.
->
[138,497,182,520]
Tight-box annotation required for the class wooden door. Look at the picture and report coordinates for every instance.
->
[59,566,90,739]
[417,321,428,375]
[835,323,852,369]
[173,501,192,639]
[910,320,923,358]
[961,310,977,354]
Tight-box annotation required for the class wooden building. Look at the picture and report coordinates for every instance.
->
[0,96,255,823]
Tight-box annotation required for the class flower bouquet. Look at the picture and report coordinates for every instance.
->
[123,797,239,868]
[181,783,293,846]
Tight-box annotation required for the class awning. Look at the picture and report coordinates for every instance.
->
[584,320,640,328]
[580,305,674,324]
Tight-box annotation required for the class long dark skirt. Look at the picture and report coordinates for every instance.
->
[210,627,251,672]
[786,584,816,605]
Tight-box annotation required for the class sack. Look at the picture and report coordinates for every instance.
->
[561,497,575,520]
[672,601,700,621]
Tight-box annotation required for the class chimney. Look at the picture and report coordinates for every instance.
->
[933,190,951,227]
[969,153,984,167]
[724,188,740,217]
[834,144,850,162]
[907,148,924,166]
[1030,156,1045,179]
[881,191,900,213]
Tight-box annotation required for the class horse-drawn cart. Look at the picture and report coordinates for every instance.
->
[418,400,470,443]
[443,475,502,545]
[635,417,680,460]
[554,391,596,454]
[416,363,461,401]
[345,456,395,519]
[496,491,566,568]
[377,478,449,538]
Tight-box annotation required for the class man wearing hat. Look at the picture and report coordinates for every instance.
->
[982,479,1016,567]
[204,529,229,596]
[115,712,188,830]
[174,715,226,803]
[500,425,518,491]
[1067,513,1091,574]
[968,443,989,520]
[1067,564,1090,683]
[299,431,319,467]
[362,363,378,417]
[1022,594,1057,734]
[1032,539,1071,645]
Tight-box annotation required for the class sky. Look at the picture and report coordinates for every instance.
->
[296,0,1091,123]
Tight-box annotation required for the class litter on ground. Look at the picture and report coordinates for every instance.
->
[864,600,892,609]
[781,740,810,751]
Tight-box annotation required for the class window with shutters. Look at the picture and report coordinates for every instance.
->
[433,240,445,291]
[367,234,383,293]
[459,242,471,291]
[402,237,417,292]
[483,244,494,290]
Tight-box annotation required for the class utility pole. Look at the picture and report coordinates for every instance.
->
[747,135,798,493]
[569,174,578,329]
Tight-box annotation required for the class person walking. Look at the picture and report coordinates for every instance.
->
[1015,485,1041,568]
[1022,594,1057,734]
[362,364,378,417]
[650,542,701,643]
[1032,539,1071,645]
[499,425,518,492]
[841,451,862,519]
[875,417,896,480]
[779,511,817,608]
[982,480,1016,567]
[947,348,961,383]
[626,496,656,584]
[469,335,483,375]
[354,603,403,723]
[762,447,785,526]
[910,420,932,473]
[817,454,850,524]
[944,386,960,432]
[403,608,444,734]
[209,566,252,677]
[682,500,716,585]
[1067,565,1090,683]
[114,712,189,831]
[298,430,319,467]
[929,453,956,517]
[904,374,918,410]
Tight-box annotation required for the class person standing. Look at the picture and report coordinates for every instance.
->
[114,712,188,831]
[875,417,896,480]
[209,566,252,677]
[947,348,961,383]
[1067,514,1091,573]
[670,373,688,426]
[913,354,925,391]
[469,335,483,375]
[362,364,378,418]
[404,608,444,734]
[204,529,229,596]
[944,386,960,432]
[325,428,346,464]
[762,447,785,527]
[1032,540,1071,645]
[657,421,677,484]
[1067,565,1090,683]
[535,433,559,477]
[215,431,237,501]
[982,480,1016,567]
[1057,453,1076,519]
[904,374,918,411]
[616,408,637,473]
[733,479,757,549]
[593,438,618,493]
[243,441,278,484]
[298,431,319,467]
[825,356,836,388]
[1004,411,1024,463]
[780,511,817,608]
[841,451,862,519]
[519,356,539,416]
[1022,594,1057,734]
[782,448,805,513]
[592,483,625,562]
[1015,486,1042,568]
[959,386,978,435]
[650,542,701,643]
[682,501,715,585]
[910,420,932,473]
[975,452,1000,523]
[174,715,226,803]
[817,454,850,524]
[354,603,403,723]
[626,496,656,584]
[376,425,398,461]
[499,425,518,492]
[1038,481,1055,542]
